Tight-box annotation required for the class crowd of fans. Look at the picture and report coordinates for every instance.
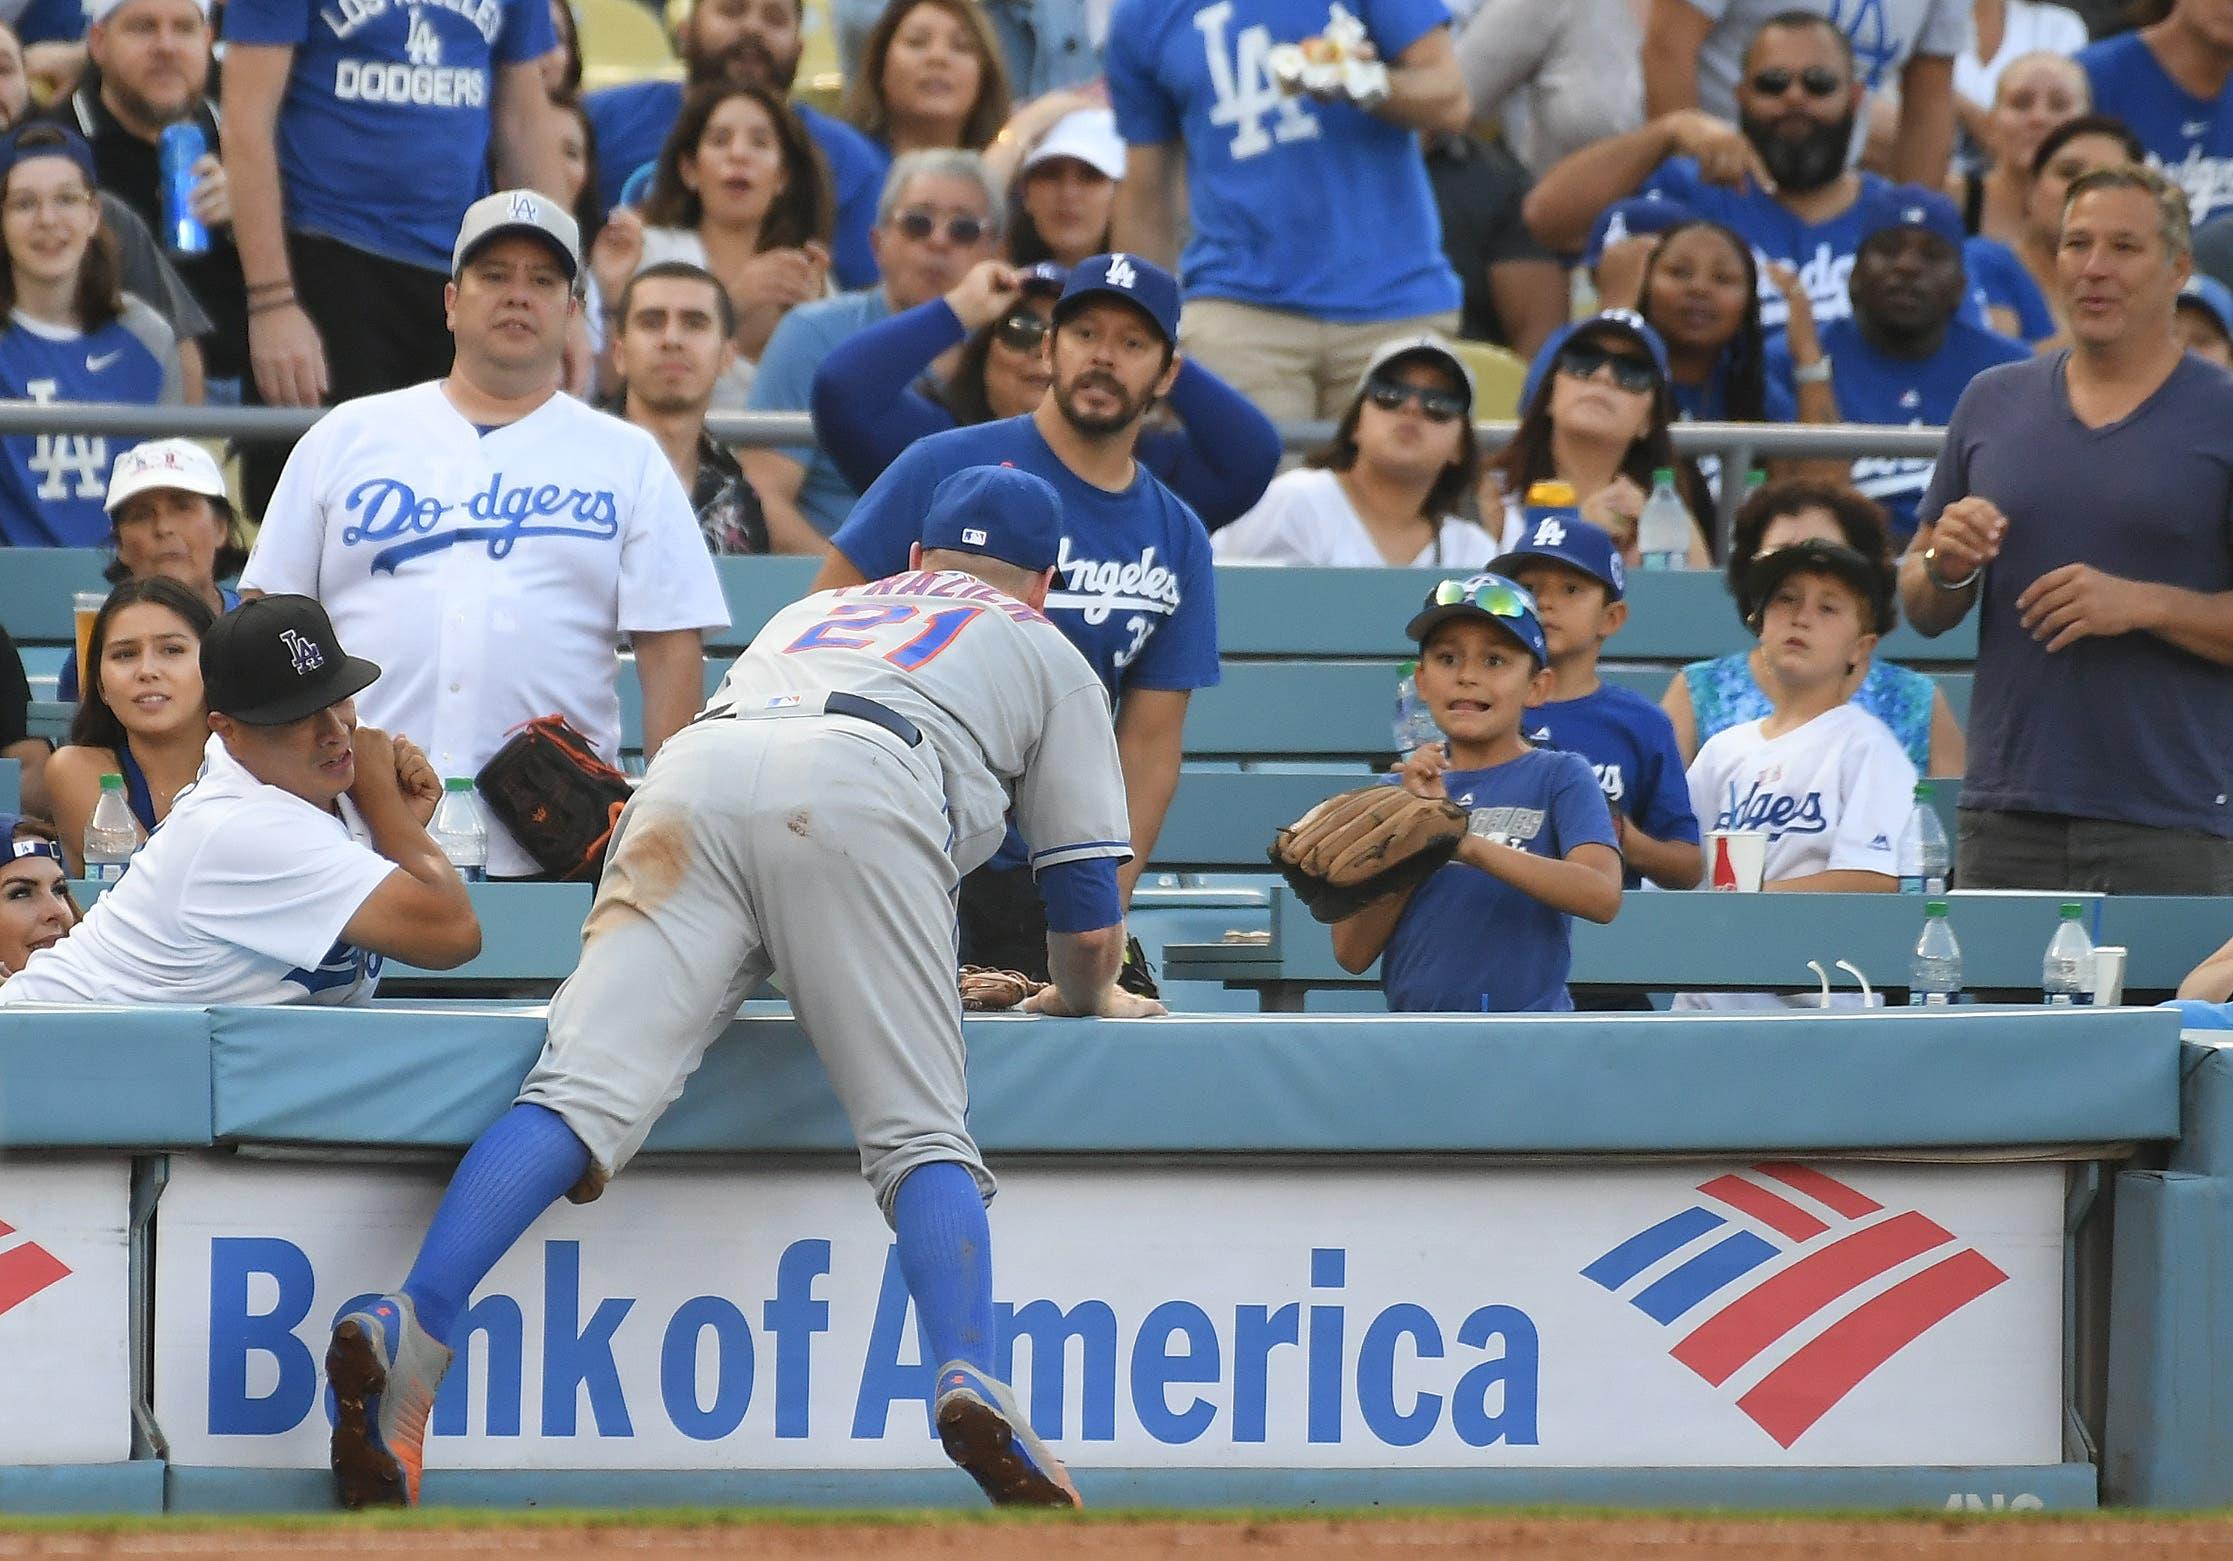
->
[0,0,2230,1013]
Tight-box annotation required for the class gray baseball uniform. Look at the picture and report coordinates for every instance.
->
[517,568,1132,1216]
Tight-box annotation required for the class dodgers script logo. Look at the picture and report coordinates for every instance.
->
[342,471,622,573]
[1714,777,1827,839]
[0,1216,70,1319]
[280,628,324,676]
[1582,1163,2006,1446]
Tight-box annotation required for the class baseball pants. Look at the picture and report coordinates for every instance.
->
[516,712,992,1220]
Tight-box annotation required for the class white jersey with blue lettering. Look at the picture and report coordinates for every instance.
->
[240,382,730,876]
[704,571,1133,879]
[1686,702,1917,885]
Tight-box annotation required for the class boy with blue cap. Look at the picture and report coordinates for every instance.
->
[2175,274,2233,370]
[1336,575,1623,1012]
[1490,509,1702,893]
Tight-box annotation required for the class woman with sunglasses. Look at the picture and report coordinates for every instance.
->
[1661,476,1965,777]
[809,257,1280,529]
[1215,337,1495,567]
[0,815,78,985]
[589,82,836,407]
[46,577,218,875]
[1490,312,1712,567]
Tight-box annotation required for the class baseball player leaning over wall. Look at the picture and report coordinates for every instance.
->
[324,465,1165,1513]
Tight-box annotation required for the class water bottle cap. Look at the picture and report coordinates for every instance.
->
[1913,781,1934,800]
[2061,902,2082,917]
[444,777,476,791]
[99,772,123,790]
[1926,900,1949,916]
[1651,467,1675,485]
[1523,479,1577,506]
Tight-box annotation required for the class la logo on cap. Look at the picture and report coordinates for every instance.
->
[1903,205,1924,222]
[1105,253,1138,290]
[510,191,540,221]
[279,627,324,676]
[961,527,988,545]
[1532,518,1568,547]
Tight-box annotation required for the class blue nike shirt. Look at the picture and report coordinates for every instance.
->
[2082,32,2233,226]
[0,310,174,546]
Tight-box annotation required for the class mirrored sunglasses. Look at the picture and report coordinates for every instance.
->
[1432,577,1535,622]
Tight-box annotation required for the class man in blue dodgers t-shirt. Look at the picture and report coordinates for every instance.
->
[2081,0,2233,229]
[1527,11,1896,332]
[810,253,1218,972]
[1104,0,1470,423]
[587,0,886,290]
[221,0,561,411]
[1901,163,2233,895]
[1767,187,2026,543]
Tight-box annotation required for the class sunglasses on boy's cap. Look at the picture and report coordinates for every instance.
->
[1403,574,1549,666]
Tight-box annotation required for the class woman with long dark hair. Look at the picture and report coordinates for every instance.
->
[47,577,217,875]
[843,0,1012,156]
[1636,220,1833,426]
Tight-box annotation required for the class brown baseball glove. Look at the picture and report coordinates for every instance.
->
[960,966,1047,1011]
[1270,785,1470,923]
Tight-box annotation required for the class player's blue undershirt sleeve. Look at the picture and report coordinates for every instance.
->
[1036,856,1123,934]
[811,301,967,494]
[1139,359,1282,530]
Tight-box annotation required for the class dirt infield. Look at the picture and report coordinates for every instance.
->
[7,1515,2233,1560]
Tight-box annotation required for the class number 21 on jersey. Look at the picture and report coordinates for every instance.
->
[783,602,985,670]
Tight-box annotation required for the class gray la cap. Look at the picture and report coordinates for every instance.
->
[453,189,582,289]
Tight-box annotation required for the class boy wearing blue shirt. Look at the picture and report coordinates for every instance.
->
[1492,514,1703,893]
[1336,577,1622,1012]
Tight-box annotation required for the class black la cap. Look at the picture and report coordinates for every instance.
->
[201,595,382,725]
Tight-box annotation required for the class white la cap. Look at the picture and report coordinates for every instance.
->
[1021,108,1126,183]
[104,438,226,515]
[87,0,209,26]
[453,188,582,288]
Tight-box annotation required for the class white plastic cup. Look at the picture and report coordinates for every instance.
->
[2092,945,2128,1008]
[1705,830,1769,892]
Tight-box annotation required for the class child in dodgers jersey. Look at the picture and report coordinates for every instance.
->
[1687,541,1917,890]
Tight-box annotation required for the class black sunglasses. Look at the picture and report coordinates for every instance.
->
[1555,342,1659,395]
[893,208,988,245]
[991,310,1050,353]
[1749,65,1844,98]
[1365,377,1468,423]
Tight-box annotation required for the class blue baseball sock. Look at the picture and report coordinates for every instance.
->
[892,1162,994,1374]
[401,1103,589,1347]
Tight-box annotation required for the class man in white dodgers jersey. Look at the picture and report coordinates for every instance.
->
[239,189,728,878]
[323,466,1162,1514]
[0,595,479,1007]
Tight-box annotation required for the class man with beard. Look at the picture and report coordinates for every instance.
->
[1768,188,2024,542]
[809,252,1218,977]
[44,0,246,398]
[587,0,885,289]
[1526,11,1900,333]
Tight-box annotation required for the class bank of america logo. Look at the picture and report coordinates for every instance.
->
[0,1217,70,1317]
[1582,1163,2006,1446]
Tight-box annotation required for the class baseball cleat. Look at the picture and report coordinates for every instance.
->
[326,1292,452,1509]
[933,1361,1082,1509]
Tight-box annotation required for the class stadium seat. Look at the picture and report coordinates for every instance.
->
[580,0,680,90]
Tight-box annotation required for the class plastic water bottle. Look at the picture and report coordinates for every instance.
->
[2043,902,2095,1006]
[1909,900,1962,1006]
[84,772,140,882]
[430,777,489,883]
[1898,781,1951,894]
[1637,467,1690,572]
[1392,660,1442,755]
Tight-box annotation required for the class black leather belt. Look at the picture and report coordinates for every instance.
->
[698,692,921,748]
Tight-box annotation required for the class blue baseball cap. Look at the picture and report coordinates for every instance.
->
[1520,309,1673,411]
[1017,260,1067,296]
[1585,195,1698,271]
[919,465,1065,576]
[0,121,95,187]
[1858,185,1967,254]
[1054,251,1181,344]
[1492,510,1627,602]
[2179,274,2233,340]
[1404,574,1550,666]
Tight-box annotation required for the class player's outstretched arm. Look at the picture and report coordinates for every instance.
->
[1027,923,1166,1017]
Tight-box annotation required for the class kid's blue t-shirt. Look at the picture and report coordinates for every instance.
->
[1379,748,1617,1013]
[1527,684,1699,889]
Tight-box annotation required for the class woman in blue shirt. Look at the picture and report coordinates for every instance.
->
[1661,477,1966,777]
[810,257,1280,528]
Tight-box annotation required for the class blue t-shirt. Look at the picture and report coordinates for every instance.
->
[2081,32,2233,226]
[1918,351,2233,838]
[1964,235,2054,344]
[1379,749,1617,1013]
[0,313,173,547]
[1769,315,2026,542]
[831,414,1221,700]
[584,82,887,291]
[1668,354,1798,424]
[1638,161,1896,330]
[1525,684,1699,889]
[1104,0,1461,321]
[745,286,892,536]
[222,0,554,274]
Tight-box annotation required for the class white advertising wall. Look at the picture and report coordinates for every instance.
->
[153,1156,2063,1471]
[0,1158,132,1464]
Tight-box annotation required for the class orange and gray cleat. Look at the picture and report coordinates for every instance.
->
[326,1292,452,1509]
[933,1361,1083,1509]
